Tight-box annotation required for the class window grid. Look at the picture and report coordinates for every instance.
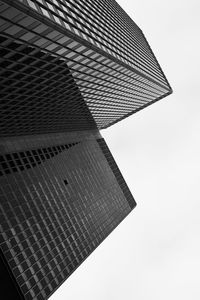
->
[0,137,133,300]
[0,14,169,133]
[17,0,169,86]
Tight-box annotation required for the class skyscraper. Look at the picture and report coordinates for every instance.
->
[0,0,172,299]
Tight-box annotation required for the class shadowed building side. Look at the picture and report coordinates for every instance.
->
[0,249,25,300]
[0,132,136,300]
[0,36,97,137]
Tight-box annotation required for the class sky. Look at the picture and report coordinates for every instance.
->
[50,0,200,299]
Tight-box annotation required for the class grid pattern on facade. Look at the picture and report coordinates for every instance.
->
[97,138,136,210]
[0,136,132,300]
[0,35,96,137]
[0,248,25,300]
[0,1,172,132]
[16,0,169,87]
[0,142,79,177]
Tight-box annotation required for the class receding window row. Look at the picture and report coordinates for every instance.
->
[0,31,168,96]
[0,10,169,93]
[0,142,79,176]
[26,0,161,77]
[15,0,167,83]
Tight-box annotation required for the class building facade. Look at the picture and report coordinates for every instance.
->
[0,0,172,299]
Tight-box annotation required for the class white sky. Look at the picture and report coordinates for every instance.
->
[50,0,200,299]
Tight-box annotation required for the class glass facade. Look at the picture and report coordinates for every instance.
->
[0,1,172,299]
[16,0,169,85]
[0,0,172,131]
[0,132,135,300]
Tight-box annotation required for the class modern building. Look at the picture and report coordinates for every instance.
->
[0,0,172,299]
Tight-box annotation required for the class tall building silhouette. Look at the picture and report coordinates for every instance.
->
[0,1,172,299]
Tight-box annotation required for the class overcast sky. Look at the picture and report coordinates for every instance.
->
[50,0,200,299]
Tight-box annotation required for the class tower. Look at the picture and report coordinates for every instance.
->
[0,1,172,299]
